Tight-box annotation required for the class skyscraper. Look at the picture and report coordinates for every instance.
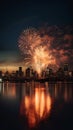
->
[64,63,69,76]
[18,67,23,77]
[64,64,68,71]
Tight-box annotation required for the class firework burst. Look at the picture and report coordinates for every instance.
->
[18,28,57,74]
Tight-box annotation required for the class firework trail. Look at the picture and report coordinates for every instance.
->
[18,28,57,74]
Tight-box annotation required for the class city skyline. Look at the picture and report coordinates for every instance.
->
[0,0,73,71]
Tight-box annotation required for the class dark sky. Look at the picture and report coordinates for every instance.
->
[0,0,73,70]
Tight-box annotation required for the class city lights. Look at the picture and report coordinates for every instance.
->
[0,78,2,83]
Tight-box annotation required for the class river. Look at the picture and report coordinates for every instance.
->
[0,81,73,130]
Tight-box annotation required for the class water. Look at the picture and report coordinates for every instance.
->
[0,81,73,130]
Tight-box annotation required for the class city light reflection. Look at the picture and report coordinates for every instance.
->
[2,82,16,98]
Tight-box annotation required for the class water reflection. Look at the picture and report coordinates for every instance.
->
[0,82,16,98]
[0,82,73,102]
[0,81,73,129]
[20,83,52,128]
[48,82,73,102]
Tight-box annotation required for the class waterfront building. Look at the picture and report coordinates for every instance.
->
[25,68,31,78]
[64,63,69,76]
[18,67,23,77]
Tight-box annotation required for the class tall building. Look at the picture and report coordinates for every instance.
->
[19,67,22,72]
[18,67,23,77]
[57,67,64,77]
[64,63,68,71]
[45,66,49,77]
[0,71,2,77]
[49,69,53,76]
[25,68,31,78]
[64,63,69,76]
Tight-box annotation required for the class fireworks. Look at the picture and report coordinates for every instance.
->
[18,28,57,74]
[33,46,56,74]
[18,28,41,62]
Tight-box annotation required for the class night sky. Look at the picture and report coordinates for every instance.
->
[0,0,73,71]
